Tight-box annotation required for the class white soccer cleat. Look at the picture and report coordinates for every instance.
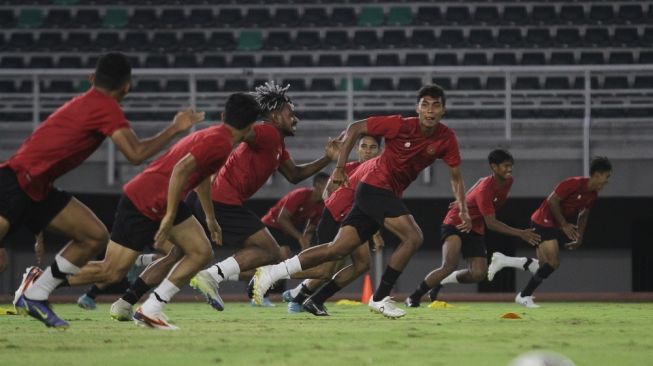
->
[190,270,224,311]
[368,296,406,319]
[133,307,179,330]
[13,266,43,306]
[515,292,540,308]
[487,251,507,281]
[252,266,274,306]
[110,298,134,321]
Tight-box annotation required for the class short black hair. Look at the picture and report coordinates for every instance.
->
[94,53,132,91]
[223,93,261,130]
[250,81,294,117]
[590,156,612,175]
[313,172,330,186]
[417,84,446,106]
[359,134,382,147]
[488,149,514,165]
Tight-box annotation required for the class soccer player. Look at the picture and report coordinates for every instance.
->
[284,135,382,315]
[253,84,472,319]
[109,81,340,318]
[404,149,541,307]
[63,92,260,329]
[4,53,204,328]
[488,156,612,308]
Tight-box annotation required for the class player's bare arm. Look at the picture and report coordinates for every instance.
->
[197,176,222,246]
[547,192,579,241]
[449,165,472,232]
[484,214,541,246]
[332,120,368,186]
[111,108,204,165]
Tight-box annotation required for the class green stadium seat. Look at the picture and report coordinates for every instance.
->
[339,77,364,91]
[237,31,263,51]
[103,9,128,29]
[387,6,412,26]
[77,79,91,92]
[358,6,384,27]
[18,9,43,28]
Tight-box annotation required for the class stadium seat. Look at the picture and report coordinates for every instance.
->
[434,53,458,66]
[331,7,356,26]
[457,77,482,90]
[246,8,273,27]
[559,5,585,24]
[58,56,83,69]
[617,5,644,24]
[414,6,442,26]
[180,32,206,53]
[103,8,128,28]
[496,28,523,47]
[310,78,337,91]
[230,55,256,68]
[397,77,422,91]
[468,29,494,48]
[86,56,99,68]
[188,9,214,28]
[44,80,75,93]
[440,29,465,47]
[588,5,614,24]
[172,54,198,68]
[143,55,169,68]
[405,53,429,66]
[0,10,15,28]
[265,31,292,50]
[544,77,571,90]
[8,33,34,52]
[603,76,629,89]
[260,55,285,68]
[208,32,235,51]
[0,81,16,93]
[555,28,582,47]
[323,31,349,50]
[338,77,364,91]
[44,9,72,28]
[28,56,53,68]
[346,54,371,67]
[237,31,263,51]
[18,9,42,29]
[216,8,242,28]
[387,6,412,26]
[303,8,329,27]
[613,28,639,47]
[368,78,394,91]
[67,32,92,51]
[36,32,64,51]
[96,32,121,51]
[525,29,551,47]
[609,52,634,64]
[282,78,306,91]
[432,77,452,90]
[550,52,576,65]
[572,77,600,90]
[160,9,185,29]
[502,6,528,25]
[197,80,219,92]
[445,6,471,25]
[295,31,320,50]
[639,51,653,64]
[375,54,400,67]
[486,77,506,90]
[222,79,249,92]
[275,8,300,27]
[352,30,379,49]
[288,55,313,67]
[585,28,611,47]
[358,6,384,27]
[129,9,157,29]
[474,6,499,25]
[531,6,556,25]
[492,53,517,65]
[579,52,605,64]
[633,76,653,89]
[411,29,437,48]
[166,79,189,92]
[151,32,178,52]
[381,30,408,49]
[521,52,546,65]
[317,55,342,67]
[202,55,226,68]
[462,53,488,66]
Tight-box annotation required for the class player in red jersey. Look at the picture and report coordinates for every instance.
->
[108,81,340,317]
[404,149,541,307]
[5,53,203,328]
[488,156,612,308]
[253,84,472,318]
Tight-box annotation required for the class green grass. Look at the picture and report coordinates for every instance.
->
[1,302,652,366]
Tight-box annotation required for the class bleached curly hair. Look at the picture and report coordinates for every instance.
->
[250,81,294,114]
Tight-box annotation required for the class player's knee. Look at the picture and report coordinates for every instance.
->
[105,268,128,284]
[196,244,214,267]
[442,263,458,275]
[406,231,423,250]
[353,261,370,277]
[547,260,560,270]
[471,269,487,282]
[85,227,110,253]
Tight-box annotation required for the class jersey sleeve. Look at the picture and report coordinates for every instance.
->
[100,105,130,136]
[553,178,580,200]
[281,189,305,215]
[366,115,403,139]
[442,131,461,168]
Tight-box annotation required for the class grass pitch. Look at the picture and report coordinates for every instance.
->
[1,301,652,366]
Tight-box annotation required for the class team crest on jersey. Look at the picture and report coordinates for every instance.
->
[404,142,411,148]
[493,197,498,202]
[299,207,304,212]
[577,194,582,199]
[426,144,437,155]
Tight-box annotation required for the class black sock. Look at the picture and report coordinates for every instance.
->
[309,280,342,305]
[521,263,555,297]
[51,260,70,287]
[372,266,402,302]
[523,258,534,272]
[121,277,152,305]
[428,284,443,302]
[409,281,431,301]
[293,283,315,304]
[86,285,102,299]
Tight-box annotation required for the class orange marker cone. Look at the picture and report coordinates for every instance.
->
[361,273,373,303]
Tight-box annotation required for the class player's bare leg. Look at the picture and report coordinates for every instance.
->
[406,236,461,307]
[516,239,559,308]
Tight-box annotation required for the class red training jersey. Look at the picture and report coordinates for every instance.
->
[444,175,513,235]
[212,123,290,205]
[325,159,377,222]
[124,124,233,221]
[360,115,460,197]
[531,177,597,228]
[261,187,324,231]
[0,88,130,201]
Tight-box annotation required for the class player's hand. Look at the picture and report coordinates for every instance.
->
[565,240,582,250]
[560,222,579,241]
[207,218,223,246]
[372,231,385,251]
[447,201,457,210]
[0,247,8,273]
[324,137,341,161]
[520,228,541,247]
[34,232,45,265]
[456,211,472,233]
[331,166,349,187]
[172,108,205,132]
[154,215,174,247]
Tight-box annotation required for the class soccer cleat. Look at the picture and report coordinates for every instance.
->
[515,292,540,308]
[404,297,420,308]
[368,296,406,319]
[110,298,134,321]
[77,294,97,310]
[282,290,294,303]
[133,307,178,330]
[252,266,274,306]
[250,297,276,307]
[302,298,329,316]
[14,294,69,328]
[287,301,304,313]
[190,271,224,311]
[487,252,507,281]
[13,266,43,307]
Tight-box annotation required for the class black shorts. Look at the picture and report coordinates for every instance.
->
[315,209,341,244]
[530,221,570,244]
[186,191,265,247]
[0,167,72,244]
[342,183,410,243]
[267,225,301,252]
[110,194,192,252]
[440,224,487,258]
